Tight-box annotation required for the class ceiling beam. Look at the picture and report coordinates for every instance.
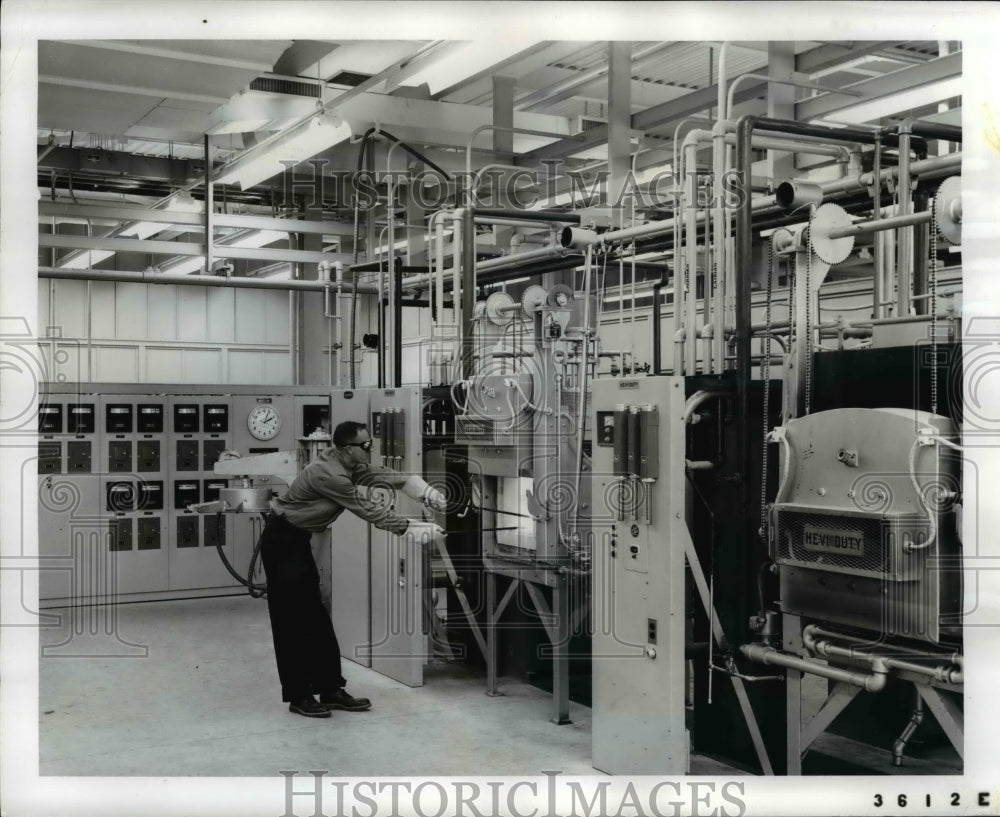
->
[38,75,230,106]
[795,51,962,120]
[521,78,770,163]
[58,40,276,73]
[795,41,898,75]
[38,146,211,183]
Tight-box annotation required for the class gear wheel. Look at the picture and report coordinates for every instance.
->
[934,175,961,245]
[808,202,855,266]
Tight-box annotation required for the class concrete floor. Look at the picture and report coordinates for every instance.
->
[40,595,606,777]
[41,595,955,779]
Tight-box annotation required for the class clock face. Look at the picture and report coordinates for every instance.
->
[247,404,281,441]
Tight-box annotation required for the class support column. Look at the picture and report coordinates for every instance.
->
[607,42,632,229]
[551,573,572,724]
[486,570,500,696]
[297,189,329,385]
[766,43,796,182]
[785,614,803,774]
[492,75,516,251]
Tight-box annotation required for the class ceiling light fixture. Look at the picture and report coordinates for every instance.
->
[386,39,539,95]
[213,114,353,189]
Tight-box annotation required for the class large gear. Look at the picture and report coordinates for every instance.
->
[484,291,516,325]
[807,202,855,266]
[521,284,548,316]
[934,175,962,245]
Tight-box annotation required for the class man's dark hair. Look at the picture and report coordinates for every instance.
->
[333,421,369,447]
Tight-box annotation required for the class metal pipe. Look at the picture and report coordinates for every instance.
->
[571,245,595,547]
[897,122,914,315]
[735,116,755,515]
[826,209,932,239]
[684,389,729,426]
[726,72,863,121]
[461,208,477,380]
[893,694,925,767]
[684,140,699,374]
[711,121,727,373]
[38,266,377,292]
[740,643,888,692]
[872,134,883,319]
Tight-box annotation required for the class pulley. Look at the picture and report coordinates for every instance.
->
[934,175,961,245]
[484,291,516,325]
[808,202,855,266]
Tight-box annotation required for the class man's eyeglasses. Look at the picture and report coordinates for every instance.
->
[343,440,374,451]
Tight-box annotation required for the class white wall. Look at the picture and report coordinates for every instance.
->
[38,280,294,385]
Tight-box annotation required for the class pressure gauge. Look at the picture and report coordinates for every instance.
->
[247,404,282,441]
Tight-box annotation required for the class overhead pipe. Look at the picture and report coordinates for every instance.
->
[725,72,863,121]
[38,266,377,293]
[826,209,933,239]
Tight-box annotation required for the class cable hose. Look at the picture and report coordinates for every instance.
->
[212,512,268,598]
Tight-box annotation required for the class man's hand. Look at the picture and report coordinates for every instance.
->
[423,487,448,512]
[407,520,445,541]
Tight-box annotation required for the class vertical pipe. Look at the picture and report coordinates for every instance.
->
[204,135,214,275]
[712,123,728,373]
[684,141,699,375]
[461,208,477,381]
[394,259,403,387]
[896,123,913,316]
[871,135,883,319]
[735,116,756,514]
[912,187,930,316]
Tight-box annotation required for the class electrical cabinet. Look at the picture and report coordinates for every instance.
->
[590,376,689,774]
[168,395,235,590]
[37,385,331,605]
[368,387,427,687]
[322,389,373,668]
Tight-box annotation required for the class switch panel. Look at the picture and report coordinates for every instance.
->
[105,404,133,433]
[137,517,161,550]
[173,481,200,510]
[137,480,164,511]
[202,439,227,471]
[106,481,135,513]
[67,404,96,434]
[38,404,63,433]
[203,479,226,503]
[176,515,200,548]
[108,440,133,473]
[176,440,199,471]
[137,404,164,433]
[66,441,92,473]
[204,515,225,548]
[38,441,62,474]
[173,404,199,433]
[108,518,133,552]
[203,404,229,433]
[136,440,161,472]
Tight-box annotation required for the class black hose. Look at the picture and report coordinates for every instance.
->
[211,512,268,598]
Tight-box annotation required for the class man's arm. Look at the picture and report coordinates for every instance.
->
[314,470,410,534]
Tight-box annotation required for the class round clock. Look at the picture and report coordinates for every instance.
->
[247,404,282,441]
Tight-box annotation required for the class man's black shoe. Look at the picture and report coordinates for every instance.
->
[289,696,332,718]
[320,688,372,712]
